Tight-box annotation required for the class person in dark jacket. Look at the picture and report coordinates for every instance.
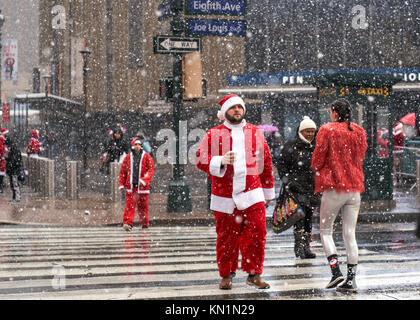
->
[277,116,320,259]
[5,136,23,204]
[103,128,129,174]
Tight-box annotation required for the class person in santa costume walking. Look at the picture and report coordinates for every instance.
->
[392,122,405,186]
[119,137,155,231]
[311,99,367,292]
[25,129,43,157]
[196,94,275,290]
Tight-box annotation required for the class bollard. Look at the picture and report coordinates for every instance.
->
[66,161,80,200]
[43,159,55,198]
[110,162,121,202]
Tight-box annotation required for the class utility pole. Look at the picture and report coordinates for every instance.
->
[166,0,192,213]
[80,48,91,170]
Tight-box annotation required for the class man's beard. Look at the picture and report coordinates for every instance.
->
[225,113,244,124]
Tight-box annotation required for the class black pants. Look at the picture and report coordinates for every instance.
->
[294,204,315,233]
[9,175,20,201]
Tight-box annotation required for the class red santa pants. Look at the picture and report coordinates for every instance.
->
[214,201,267,278]
[123,189,149,227]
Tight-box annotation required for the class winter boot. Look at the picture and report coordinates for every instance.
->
[293,229,305,258]
[219,272,236,290]
[246,274,270,289]
[326,254,345,288]
[302,232,316,259]
[337,264,357,293]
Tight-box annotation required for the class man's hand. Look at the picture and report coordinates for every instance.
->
[221,151,236,166]
[265,199,272,206]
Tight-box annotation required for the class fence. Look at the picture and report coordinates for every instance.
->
[401,140,420,179]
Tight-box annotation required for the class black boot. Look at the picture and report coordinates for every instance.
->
[337,264,357,293]
[294,230,316,259]
[326,254,345,288]
[302,232,316,259]
[293,229,305,258]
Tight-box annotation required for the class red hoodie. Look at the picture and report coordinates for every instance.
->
[311,122,368,194]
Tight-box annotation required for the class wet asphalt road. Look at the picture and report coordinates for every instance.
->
[0,220,418,300]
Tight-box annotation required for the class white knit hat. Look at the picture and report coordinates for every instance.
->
[217,94,246,121]
[299,116,316,131]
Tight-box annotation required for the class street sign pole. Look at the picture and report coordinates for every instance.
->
[166,3,192,213]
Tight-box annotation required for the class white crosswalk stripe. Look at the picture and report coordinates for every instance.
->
[0,224,419,300]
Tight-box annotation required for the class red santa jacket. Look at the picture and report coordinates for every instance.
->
[392,128,405,154]
[196,120,275,214]
[119,151,155,193]
[311,122,368,194]
[0,135,5,174]
[26,129,42,155]
[27,138,41,155]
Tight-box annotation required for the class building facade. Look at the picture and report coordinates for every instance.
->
[38,0,245,117]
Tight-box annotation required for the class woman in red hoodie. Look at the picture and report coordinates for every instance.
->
[312,99,367,293]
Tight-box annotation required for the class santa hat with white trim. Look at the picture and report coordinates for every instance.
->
[217,94,246,121]
[131,137,142,149]
[1,128,9,135]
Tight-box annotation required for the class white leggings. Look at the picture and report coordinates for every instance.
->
[320,190,360,265]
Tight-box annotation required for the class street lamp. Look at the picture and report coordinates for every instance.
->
[79,48,91,170]
[42,74,51,97]
[0,11,5,109]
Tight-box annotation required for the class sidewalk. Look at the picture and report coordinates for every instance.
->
[0,185,418,227]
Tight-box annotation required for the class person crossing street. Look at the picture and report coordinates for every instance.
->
[119,137,155,230]
[196,94,275,290]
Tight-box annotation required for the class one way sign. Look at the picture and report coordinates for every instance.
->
[153,35,201,54]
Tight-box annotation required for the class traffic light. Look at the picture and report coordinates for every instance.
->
[170,0,184,12]
[159,77,174,101]
[182,51,203,100]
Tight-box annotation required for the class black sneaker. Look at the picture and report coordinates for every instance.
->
[326,273,345,289]
[337,278,357,293]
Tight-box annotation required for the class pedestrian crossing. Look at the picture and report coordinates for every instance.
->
[0,224,419,300]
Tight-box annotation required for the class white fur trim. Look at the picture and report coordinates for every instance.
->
[218,96,245,120]
[209,156,227,177]
[210,194,236,214]
[263,187,275,200]
[211,188,267,214]
[233,188,265,210]
[231,125,247,194]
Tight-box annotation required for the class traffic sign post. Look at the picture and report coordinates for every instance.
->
[154,2,193,213]
[154,1,247,213]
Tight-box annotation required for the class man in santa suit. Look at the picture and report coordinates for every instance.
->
[196,94,275,290]
[119,137,155,231]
